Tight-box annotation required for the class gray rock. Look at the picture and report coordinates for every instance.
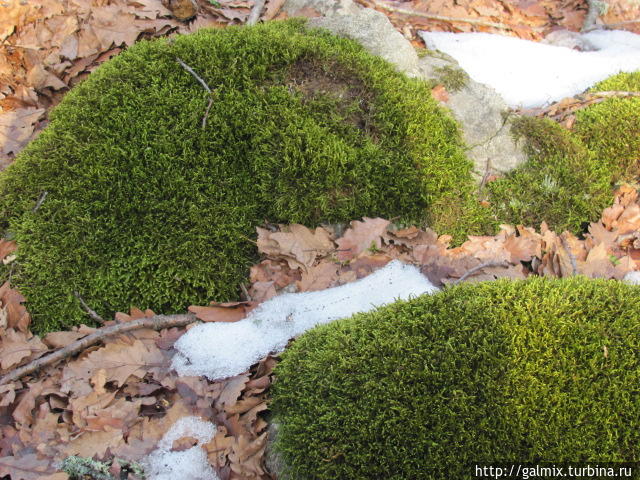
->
[283,0,361,17]
[416,48,528,178]
[308,8,422,77]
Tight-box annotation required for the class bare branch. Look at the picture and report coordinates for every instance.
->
[176,57,215,130]
[73,291,105,324]
[247,0,267,25]
[176,57,211,93]
[451,261,510,285]
[32,191,48,212]
[0,313,196,386]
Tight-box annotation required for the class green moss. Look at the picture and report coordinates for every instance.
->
[486,117,613,233]
[0,19,487,332]
[271,277,640,480]
[573,71,640,181]
[433,65,469,92]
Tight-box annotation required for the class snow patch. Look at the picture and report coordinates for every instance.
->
[418,30,640,108]
[623,271,640,285]
[172,260,438,380]
[144,416,218,480]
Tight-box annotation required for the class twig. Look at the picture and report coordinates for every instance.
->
[0,313,196,386]
[451,261,509,285]
[560,235,578,276]
[247,0,266,25]
[586,19,640,31]
[366,0,513,30]
[32,191,48,212]
[73,291,105,324]
[176,57,214,129]
[176,57,211,93]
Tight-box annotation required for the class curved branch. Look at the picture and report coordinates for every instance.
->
[0,313,196,386]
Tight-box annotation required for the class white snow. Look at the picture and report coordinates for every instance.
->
[144,416,218,480]
[623,271,640,285]
[172,260,438,380]
[418,29,640,108]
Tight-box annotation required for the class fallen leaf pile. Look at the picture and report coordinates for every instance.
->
[356,0,640,43]
[0,186,639,478]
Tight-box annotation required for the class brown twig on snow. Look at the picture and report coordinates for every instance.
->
[0,313,196,386]
[73,292,105,324]
[451,261,509,285]
[560,235,579,276]
[247,0,266,25]
[175,57,214,130]
[365,0,515,31]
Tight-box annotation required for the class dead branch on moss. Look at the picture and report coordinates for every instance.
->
[73,291,105,324]
[247,0,266,25]
[364,0,513,31]
[32,191,48,212]
[451,261,509,285]
[176,57,214,130]
[0,313,196,386]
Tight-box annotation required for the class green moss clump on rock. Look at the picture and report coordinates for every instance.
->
[0,19,488,333]
[486,116,613,233]
[271,277,640,480]
[573,71,640,181]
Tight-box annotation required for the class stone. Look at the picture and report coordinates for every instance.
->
[416,41,528,177]
[308,8,423,77]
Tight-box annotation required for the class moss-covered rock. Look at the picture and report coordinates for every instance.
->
[573,71,640,181]
[485,116,613,233]
[271,277,640,480]
[0,19,488,332]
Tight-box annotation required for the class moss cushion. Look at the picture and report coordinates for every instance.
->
[486,116,612,233]
[573,71,640,181]
[271,277,640,479]
[0,19,486,332]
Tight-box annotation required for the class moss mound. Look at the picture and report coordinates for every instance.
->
[272,277,640,479]
[486,117,613,233]
[0,20,487,332]
[573,71,640,181]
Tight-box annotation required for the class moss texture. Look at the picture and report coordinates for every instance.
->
[0,19,487,332]
[486,116,613,233]
[573,71,640,181]
[271,277,640,480]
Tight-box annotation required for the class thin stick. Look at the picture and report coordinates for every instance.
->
[0,313,196,386]
[451,261,509,285]
[367,0,513,30]
[176,57,211,93]
[560,236,578,276]
[247,0,266,25]
[32,191,48,212]
[176,57,215,130]
[73,292,105,324]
